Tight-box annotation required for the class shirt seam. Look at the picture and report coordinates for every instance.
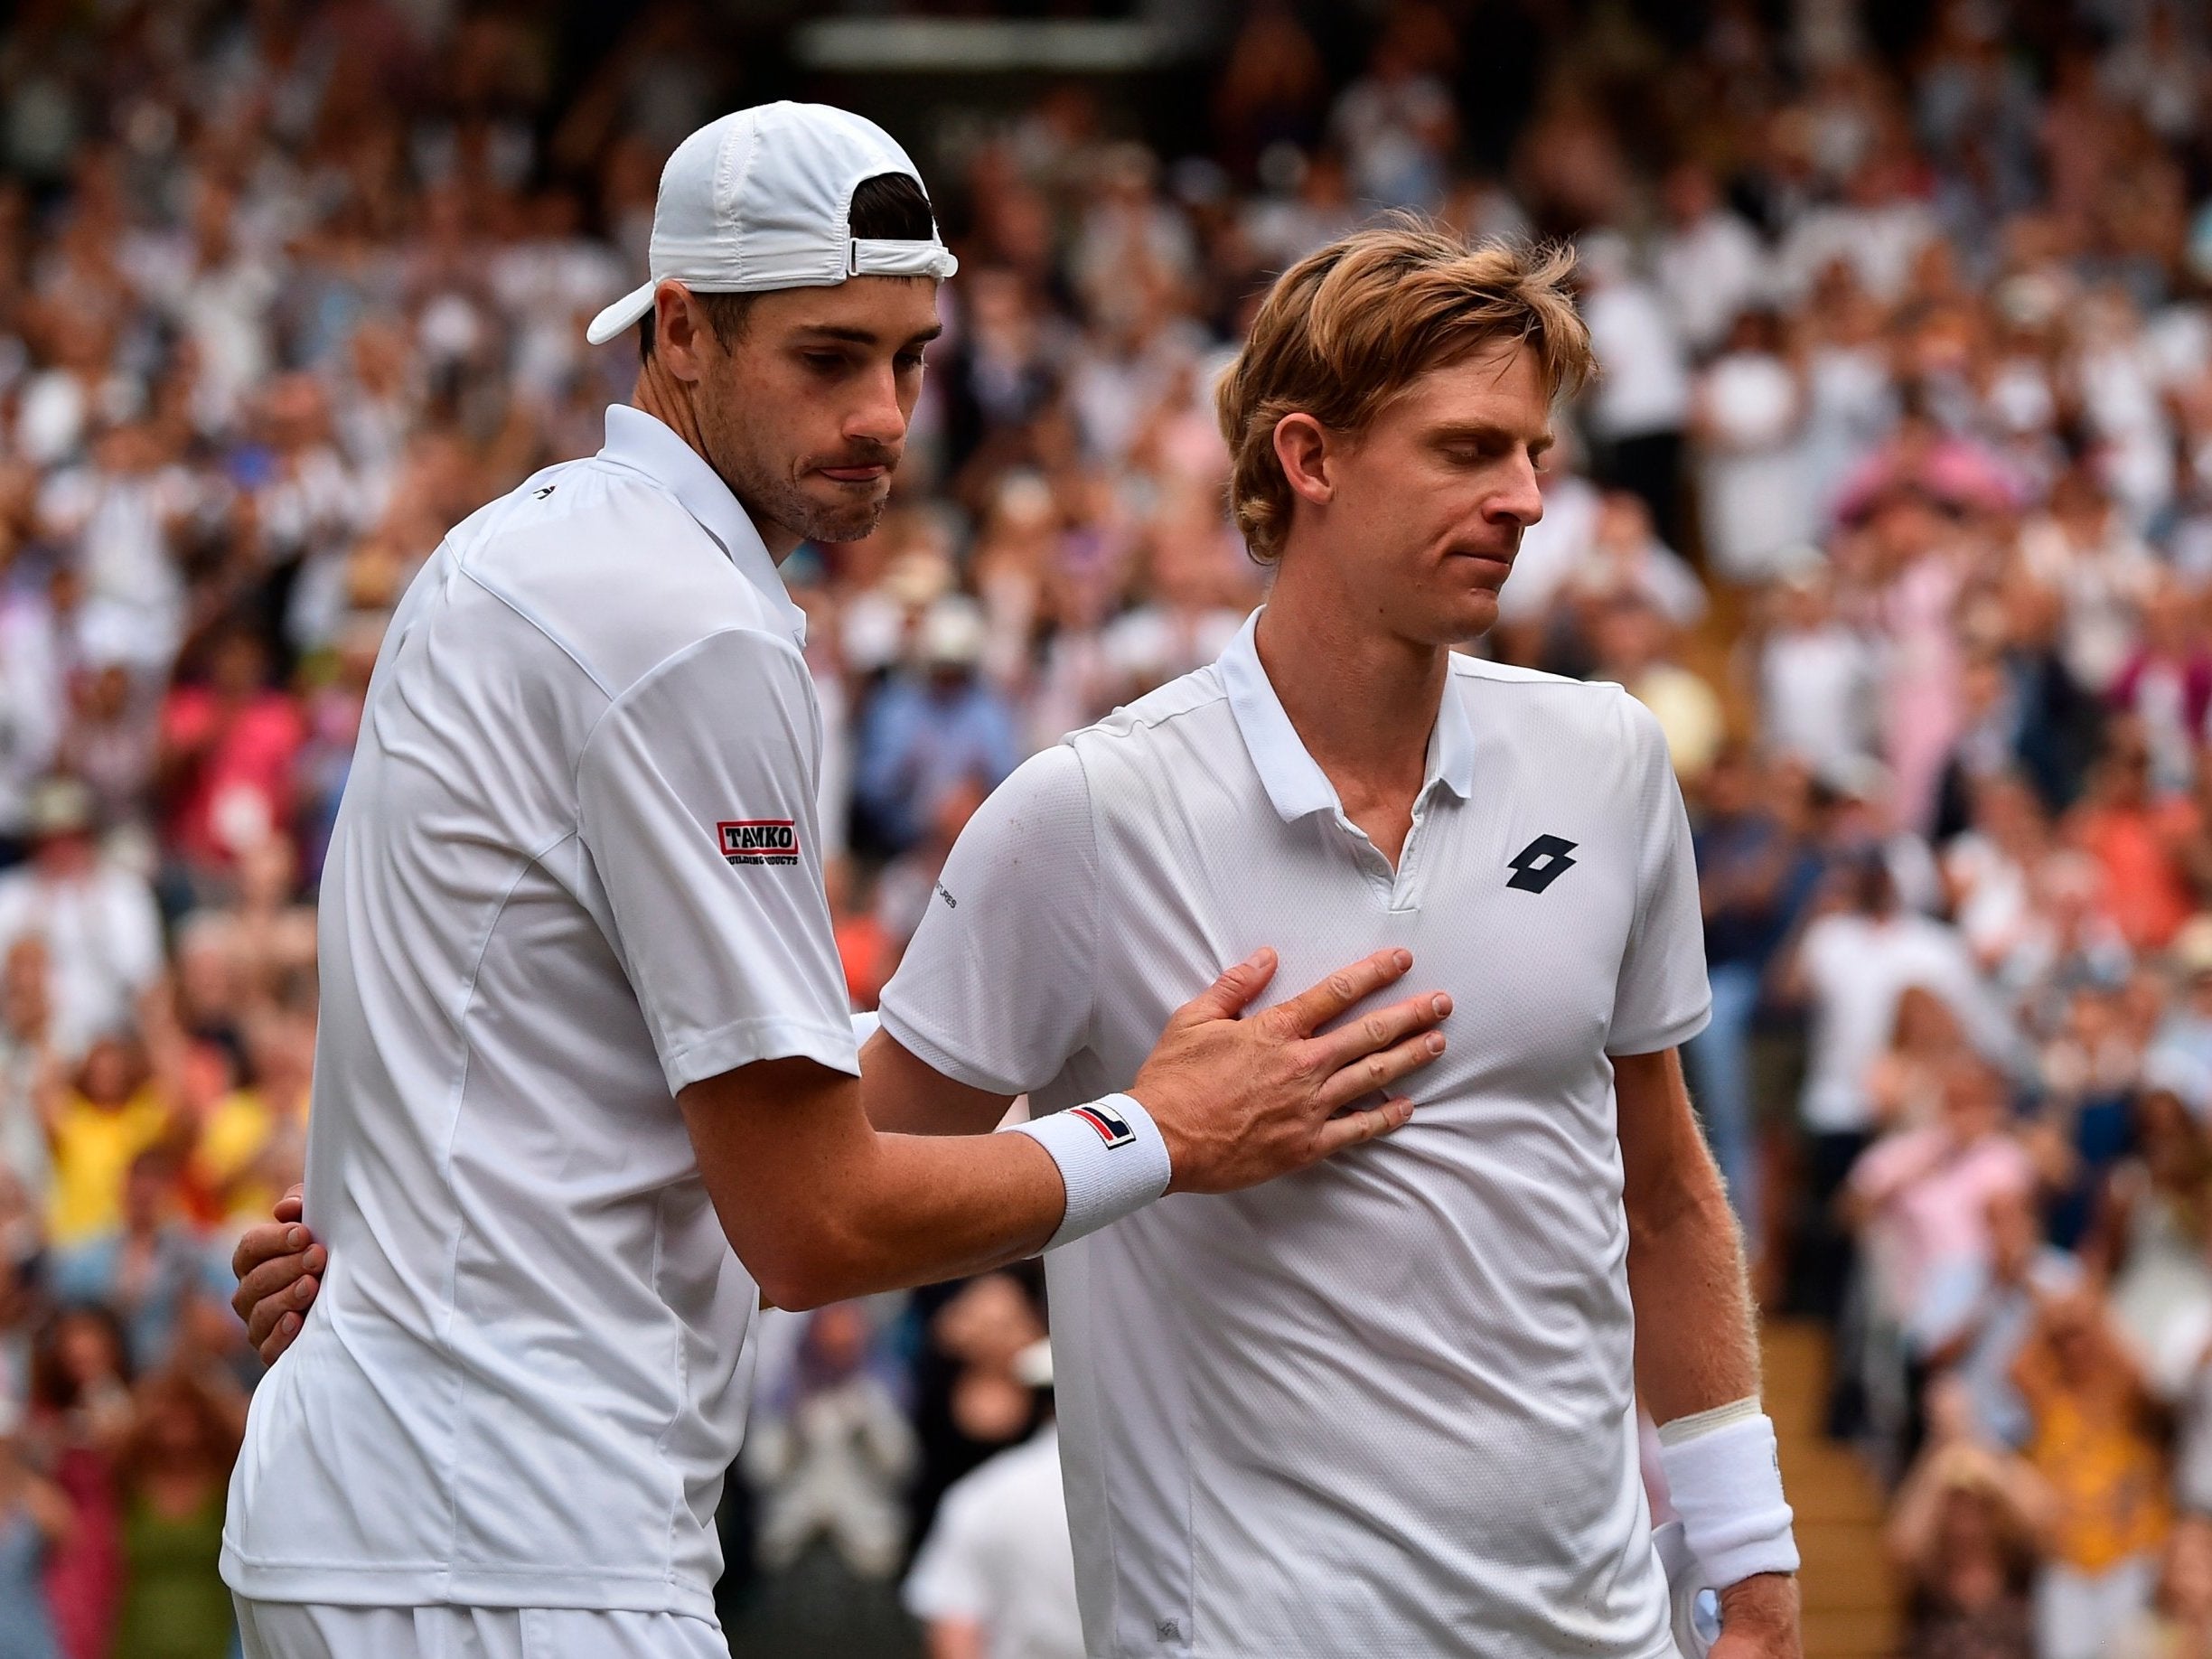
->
[1067,745,1106,1061]
[571,626,811,799]
[435,834,578,1569]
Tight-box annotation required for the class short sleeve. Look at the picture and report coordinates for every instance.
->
[1607,695,1712,1054]
[876,745,1099,1097]
[576,629,858,1096]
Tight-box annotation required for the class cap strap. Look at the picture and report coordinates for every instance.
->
[849,238,959,280]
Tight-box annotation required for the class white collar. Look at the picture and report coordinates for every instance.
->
[597,405,807,648]
[1216,608,1476,825]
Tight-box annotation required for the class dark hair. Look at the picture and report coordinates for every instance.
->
[640,171,939,362]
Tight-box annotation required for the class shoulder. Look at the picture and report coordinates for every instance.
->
[943,745,1095,882]
[1448,656,1666,760]
[1068,661,1233,754]
[445,458,792,699]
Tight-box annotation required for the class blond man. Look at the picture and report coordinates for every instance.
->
[238,226,1800,1657]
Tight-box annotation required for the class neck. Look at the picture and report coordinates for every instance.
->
[1255,558,1447,806]
[628,371,801,560]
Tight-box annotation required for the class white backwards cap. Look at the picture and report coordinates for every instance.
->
[585,101,957,346]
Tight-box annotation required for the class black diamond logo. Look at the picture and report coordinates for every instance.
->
[1506,834,1579,894]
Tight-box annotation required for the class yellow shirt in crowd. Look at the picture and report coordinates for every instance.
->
[192,1088,279,1225]
[2027,1384,2172,1573]
[46,1091,172,1247]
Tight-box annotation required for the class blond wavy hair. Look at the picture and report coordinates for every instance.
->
[1215,225,1592,562]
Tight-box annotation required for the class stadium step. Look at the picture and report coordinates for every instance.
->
[1762,1319,1897,1659]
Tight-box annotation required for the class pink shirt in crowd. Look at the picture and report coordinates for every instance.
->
[1849,1128,2037,1317]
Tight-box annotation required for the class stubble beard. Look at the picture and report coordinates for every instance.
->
[699,394,889,546]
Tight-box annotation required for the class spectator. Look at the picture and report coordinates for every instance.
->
[1913,1186,2085,1451]
[108,1367,242,1659]
[1686,744,1800,1229]
[2091,1064,2212,1376]
[1845,1055,2038,1340]
[1652,160,1771,361]
[40,1031,180,1253]
[2071,718,2200,955]
[1884,1376,2051,1659]
[1779,852,2006,1316]
[740,1303,919,1657]
[26,1308,128,1659]
[1575,230,1691,546]
[0,779,161,1063]
[152,623,305,902]
[2113,1514,2212,1659]
[2014,1284,2173,1659]
[0,1388,69,1659]
[904,1338,1081,1659]
[855,598,1019,858]
[1757,561,1880,791]
[1587,593,1724,787]
[1691,308,1814,584]
[49,1152,214,1373]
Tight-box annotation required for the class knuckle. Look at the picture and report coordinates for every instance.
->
[1363,1014,1387,1045]
[1327,972,1356,1001]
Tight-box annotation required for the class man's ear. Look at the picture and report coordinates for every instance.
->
[650,281,706,384]
[1272,412,1333,508]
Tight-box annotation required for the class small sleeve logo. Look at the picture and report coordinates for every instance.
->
[1067,1101,1137,1148]
[717,820,799,867]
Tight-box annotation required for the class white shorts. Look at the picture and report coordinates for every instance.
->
[232,1598,730,1659]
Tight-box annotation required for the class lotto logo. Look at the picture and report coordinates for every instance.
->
[717,820,798,866]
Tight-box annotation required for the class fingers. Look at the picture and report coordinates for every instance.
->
[1302,990,1452,1074]
[1173,948,1279,1026]
[231,1222,304,1285]
[234,1242,326,1347]
[1312,1028,1448,1113]
[1267,949,1415,1036]
[258,1314,304,1368]
[274,1185,305,1223]
[245,1263,320,1354]
[1307,1096,1416,1161]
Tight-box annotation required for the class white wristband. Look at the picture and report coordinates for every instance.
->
[1655,1403,1799,1590]
[1006,1094,1173,1248]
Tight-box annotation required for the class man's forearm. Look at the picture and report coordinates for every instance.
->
[681,1056,1069,1313]
[798,1128,1067,1307]
[1624,1117,1760,1416]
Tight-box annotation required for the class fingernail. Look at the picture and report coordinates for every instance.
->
[286,1228,306,1250]
[305,1246,326,1271]
[1426,1033,1446,1054]
[299,1279,317,1300]
[1392,949,1412,970]
[1432,994,1452,1017]
[280,1314,300,1336]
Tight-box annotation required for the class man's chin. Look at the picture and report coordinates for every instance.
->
[787,489,892,545]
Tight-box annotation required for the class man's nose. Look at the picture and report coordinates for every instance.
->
[847,364,909,448]
[1492,452,1545,529]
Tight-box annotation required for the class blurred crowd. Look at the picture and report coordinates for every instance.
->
[23,0,2212,1655]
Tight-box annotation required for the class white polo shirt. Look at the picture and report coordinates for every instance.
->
[879,613,1711,1659]
[222,406,857,1618]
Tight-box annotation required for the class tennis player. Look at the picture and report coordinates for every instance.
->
[213,104,1451,1659]
[236,222,1802,1653]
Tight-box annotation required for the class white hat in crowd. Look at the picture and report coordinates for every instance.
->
[586,101,959,346]
[917,596,988,670]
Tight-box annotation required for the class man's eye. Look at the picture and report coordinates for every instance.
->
[896,351,927,371]
[803,353,844,372]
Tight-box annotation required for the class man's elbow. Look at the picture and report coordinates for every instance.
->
[746,1224,880,1313]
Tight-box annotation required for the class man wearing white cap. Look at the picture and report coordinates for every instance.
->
[216,102,1448,1659]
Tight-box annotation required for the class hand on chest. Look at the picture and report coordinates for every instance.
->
[1099,797,1636,1097]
